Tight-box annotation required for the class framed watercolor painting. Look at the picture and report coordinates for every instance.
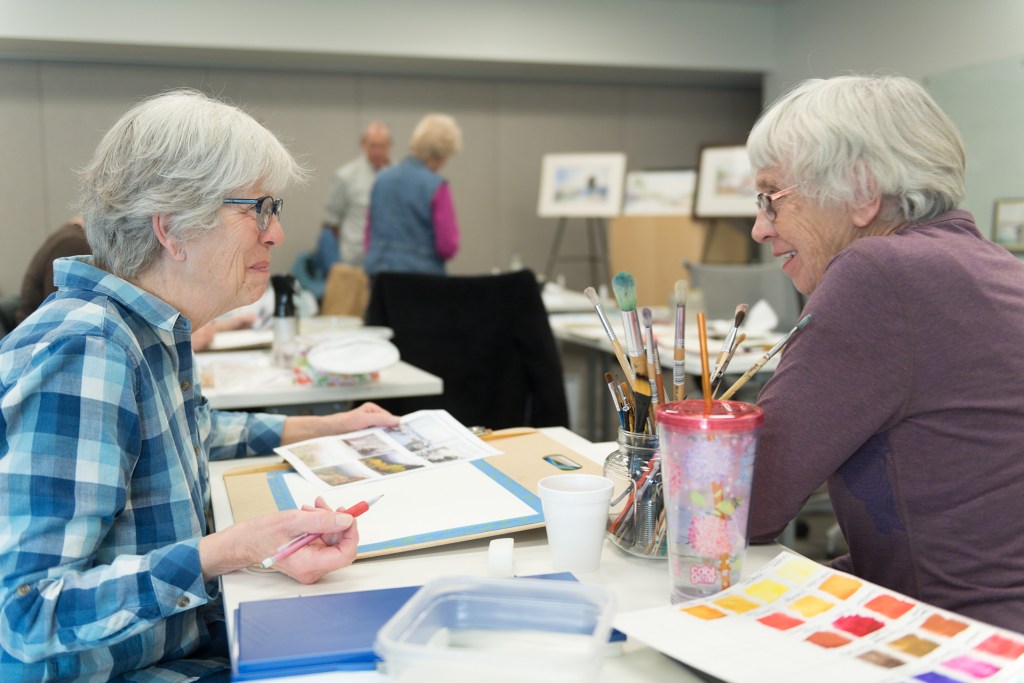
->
[993,198,1024,251]
[537,153,626,218]
[693,144,758,219]
[622,169,697,216]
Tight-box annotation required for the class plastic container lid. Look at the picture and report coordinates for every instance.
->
[655,399,764,433]
[375,575,616,683]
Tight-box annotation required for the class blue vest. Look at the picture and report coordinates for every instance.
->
[364,156,446,276]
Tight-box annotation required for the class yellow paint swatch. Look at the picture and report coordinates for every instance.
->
[714,594,760,614]
[819,573,862,600]
[743,579,789,603]
[789,595,836,617]
[775,557,821,584]
[680,604,727,620]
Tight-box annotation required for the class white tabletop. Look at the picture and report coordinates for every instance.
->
[210,426,782,682]
[198,355,443,410]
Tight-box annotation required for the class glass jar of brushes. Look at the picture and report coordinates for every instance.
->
[603,429,666,559]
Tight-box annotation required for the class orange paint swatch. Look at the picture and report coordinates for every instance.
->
[818,574,862,600]
[889,634,940,657]
[865,594,915,619]
[806,631,851,649]
[975,633,1024,659]
[680,604,727,620]
[920,613,969,638]
[758,612,804,631]
[789,595,835,618]
[714,594,759,614]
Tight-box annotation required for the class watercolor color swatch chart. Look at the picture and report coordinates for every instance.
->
[615,551,1024,682]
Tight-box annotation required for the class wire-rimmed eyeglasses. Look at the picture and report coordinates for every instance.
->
[754,184,799,221]
[223,196,284,232]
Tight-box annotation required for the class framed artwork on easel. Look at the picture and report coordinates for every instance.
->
[693,144,758,219]
[993,198,1024,252]
[537,153,626,218]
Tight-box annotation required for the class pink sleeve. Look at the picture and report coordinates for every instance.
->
[431,183,460,261]
[364,210,372,251]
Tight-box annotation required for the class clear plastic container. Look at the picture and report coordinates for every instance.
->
[604,429,666,558]
[374,576,616,683]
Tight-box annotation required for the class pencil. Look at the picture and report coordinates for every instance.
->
[672,279,688,401]
[719,314,812,401]
[698,312,713,415]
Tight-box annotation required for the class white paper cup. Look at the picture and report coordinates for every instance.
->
[537,474,614,573]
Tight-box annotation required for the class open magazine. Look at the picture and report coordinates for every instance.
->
[274,410,501,489]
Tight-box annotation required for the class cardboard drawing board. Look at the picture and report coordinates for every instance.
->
[222,429,602,558]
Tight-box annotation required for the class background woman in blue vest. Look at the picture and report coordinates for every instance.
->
[364,113,462,275]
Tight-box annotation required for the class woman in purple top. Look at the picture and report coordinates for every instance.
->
[746,74,1024,631]
[364,113,462,276]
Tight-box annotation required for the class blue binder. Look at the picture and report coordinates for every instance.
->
[232,573,625,680]
[233,584,419,680]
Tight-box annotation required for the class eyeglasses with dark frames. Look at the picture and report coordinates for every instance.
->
[223,196,284,232]
[754,183,800,221]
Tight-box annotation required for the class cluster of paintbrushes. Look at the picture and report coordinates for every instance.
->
[584,271,813,427]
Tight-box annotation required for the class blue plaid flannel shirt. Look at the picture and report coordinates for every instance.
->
[0,256,286,682]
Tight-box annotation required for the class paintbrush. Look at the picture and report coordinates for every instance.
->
[719,314,813,401]
[584,286,636,385]
[641,307,659,427]
[710,304,748,393]
[605,371,626,429]
[672,279,688,401]
[612,272,647,380]
[711,331,747,398]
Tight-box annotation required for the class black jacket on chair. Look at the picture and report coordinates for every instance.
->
[364,270,569,429]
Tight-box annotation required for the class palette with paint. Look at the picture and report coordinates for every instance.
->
[615,550,1024,683]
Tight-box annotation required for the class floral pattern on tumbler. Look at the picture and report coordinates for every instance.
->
[657,400,762,603]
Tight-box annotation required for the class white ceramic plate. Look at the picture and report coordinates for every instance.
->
[306,337,401,375]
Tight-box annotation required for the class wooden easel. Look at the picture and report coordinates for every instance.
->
[543,216,610,287]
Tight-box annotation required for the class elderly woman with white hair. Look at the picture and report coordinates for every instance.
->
[364,113,463,275]
[0,90,398,681]
[745,75,1024,631]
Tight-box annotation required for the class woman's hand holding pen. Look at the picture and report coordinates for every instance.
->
[198,496,360,585]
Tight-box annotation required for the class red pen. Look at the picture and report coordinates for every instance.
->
[258,494,383,569]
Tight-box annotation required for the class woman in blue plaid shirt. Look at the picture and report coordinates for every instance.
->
[0,90,399,682]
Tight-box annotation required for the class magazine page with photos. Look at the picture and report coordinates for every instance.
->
[275,410,502,489]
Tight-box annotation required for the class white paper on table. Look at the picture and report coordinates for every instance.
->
[278,462,539,550]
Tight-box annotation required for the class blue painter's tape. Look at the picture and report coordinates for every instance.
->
[267,471,298,511]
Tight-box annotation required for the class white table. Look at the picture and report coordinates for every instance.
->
[210,426,783,682]
[197,353,443,411]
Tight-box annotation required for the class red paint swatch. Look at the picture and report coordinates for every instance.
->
[865,594,915,619]
[807,631,852,648]
[833,614,885,637]
[975,633,1024,659]
[758,612,804,631]
[920,614,969,638]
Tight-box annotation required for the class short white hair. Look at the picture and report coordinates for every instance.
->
[747,74,966,223]
[79,89,307,279]
[409,113,462,163]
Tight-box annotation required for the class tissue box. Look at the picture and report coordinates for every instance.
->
[375,576,616,683]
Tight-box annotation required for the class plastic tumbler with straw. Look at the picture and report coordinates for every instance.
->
[655,399,764,603]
